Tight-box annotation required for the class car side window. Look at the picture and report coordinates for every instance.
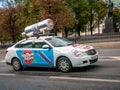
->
[34,39,47,48]
[15,40,33,48]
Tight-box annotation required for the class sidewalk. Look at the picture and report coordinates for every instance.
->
[87,41,120,49]
[0,49,5,54]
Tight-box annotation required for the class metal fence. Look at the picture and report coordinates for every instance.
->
[68,33,120,44]
[0,33,120,48]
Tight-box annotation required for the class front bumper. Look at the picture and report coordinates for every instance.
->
[70,54,98,67]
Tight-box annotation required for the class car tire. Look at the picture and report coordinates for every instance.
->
[57,57,72,72]
[12,58,22,71]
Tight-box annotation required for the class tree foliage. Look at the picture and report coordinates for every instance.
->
[0,2,22,43]
[94,0,107,34]
[113,8,120,31]
[68,0,107,36]
[20,0,40,27]
[36,0,76,30]
[0,0,111,43]
[68,0,90,36]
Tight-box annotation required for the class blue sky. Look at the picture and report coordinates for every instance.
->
[104,0,120,7]
[113,0,120,7]
[0,0,15,8]
[0,0,7,8]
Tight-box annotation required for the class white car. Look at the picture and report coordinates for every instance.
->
[5,36,98,72]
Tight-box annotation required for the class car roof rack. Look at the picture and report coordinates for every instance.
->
[22,31,55,40]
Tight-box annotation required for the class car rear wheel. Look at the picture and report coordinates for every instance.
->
[57,57,72,72]
[12,58,22,71]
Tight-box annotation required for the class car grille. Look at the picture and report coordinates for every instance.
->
[89,59,98,64]
[86,49,96,55]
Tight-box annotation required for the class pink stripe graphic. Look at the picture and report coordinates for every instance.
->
[38,51,52,64]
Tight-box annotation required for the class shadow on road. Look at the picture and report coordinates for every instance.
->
[9,65,101,77]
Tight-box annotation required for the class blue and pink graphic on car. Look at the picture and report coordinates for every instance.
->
[16,49,54,66]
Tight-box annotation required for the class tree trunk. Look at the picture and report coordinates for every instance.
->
[77,30,80,37]
[12,29,16,43]
[90,8,93,35]
[98,17,100,34]
[64,27,68,38]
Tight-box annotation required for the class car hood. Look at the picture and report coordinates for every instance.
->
[54,44,94,52]
[72,44,94,51]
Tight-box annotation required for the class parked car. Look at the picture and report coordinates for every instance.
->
[5,36,98,72]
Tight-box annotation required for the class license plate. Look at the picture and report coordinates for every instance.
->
[91,55,98,60]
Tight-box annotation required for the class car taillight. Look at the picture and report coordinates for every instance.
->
[5,50,8,54]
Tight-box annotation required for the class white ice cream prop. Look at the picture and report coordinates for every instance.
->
[22,19,54,37]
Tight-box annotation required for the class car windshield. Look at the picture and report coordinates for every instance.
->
[45,37,72,47]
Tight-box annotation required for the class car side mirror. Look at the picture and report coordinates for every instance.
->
[42,44,51,49]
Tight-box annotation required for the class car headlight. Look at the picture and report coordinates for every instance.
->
[72,50,87,57]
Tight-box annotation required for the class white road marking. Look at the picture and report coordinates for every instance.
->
[100,59,119,61]
[100,56,120,61]
[110,57,120,60]
[0,73,16,76]
[0,60,5,63]
[49,76,120,83]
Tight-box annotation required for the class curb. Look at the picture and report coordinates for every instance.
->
[87,41,120,49]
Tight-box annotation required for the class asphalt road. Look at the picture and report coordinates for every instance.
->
[0,45,120,90]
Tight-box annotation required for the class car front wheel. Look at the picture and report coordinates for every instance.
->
[57,57,72,72]
[12,58,22,71]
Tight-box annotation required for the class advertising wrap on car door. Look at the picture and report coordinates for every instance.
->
[22,50,34,64]
[16,49,54,66]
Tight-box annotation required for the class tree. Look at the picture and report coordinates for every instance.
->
[113,8,120,32]
[86,0,107,35]
[68,0,91,36]
[95,0,107,34]
[20,0,40,28]
[86,0,97,35]
[36,0,76,36]
[68,0,107,36]
[0,1,23,43]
